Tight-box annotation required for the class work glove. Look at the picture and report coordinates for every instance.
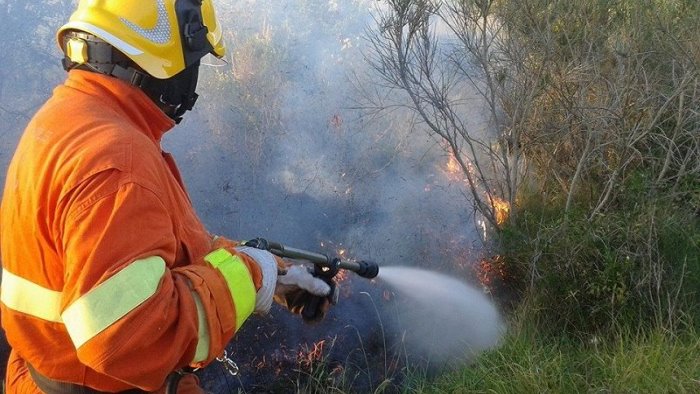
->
[234,246,279,314]
[274,263,339,323]
[233,242,337,322]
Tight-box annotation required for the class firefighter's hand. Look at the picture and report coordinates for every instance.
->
[274,265,337,323]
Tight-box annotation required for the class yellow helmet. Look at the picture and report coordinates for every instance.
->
[57,0,226,79]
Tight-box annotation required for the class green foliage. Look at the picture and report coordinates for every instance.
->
[491,0,699,212]
[473,0,700,335]
[421,320,700,393]
[502,177,700,335]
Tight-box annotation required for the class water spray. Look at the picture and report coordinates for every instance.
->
[243,238,504,363]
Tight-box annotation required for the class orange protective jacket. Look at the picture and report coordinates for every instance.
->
[0,70,262,392]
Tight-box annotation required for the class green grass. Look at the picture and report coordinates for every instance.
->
[413,322,700,394]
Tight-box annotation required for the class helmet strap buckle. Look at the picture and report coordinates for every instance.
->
[111,64,149,89]
[66,37,89,64]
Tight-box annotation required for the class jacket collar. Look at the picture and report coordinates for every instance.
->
[63,70,175,143]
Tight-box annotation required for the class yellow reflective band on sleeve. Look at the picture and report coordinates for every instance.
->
[204,249,256,331]
[191,291,210,363]
[62,256,167,349]
[1,270,63,323]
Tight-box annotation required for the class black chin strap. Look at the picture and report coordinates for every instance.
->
[140,61,200,124]
[62,31,199,124]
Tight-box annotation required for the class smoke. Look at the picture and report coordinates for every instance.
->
[171,0,484,268]
[379,267,505,364]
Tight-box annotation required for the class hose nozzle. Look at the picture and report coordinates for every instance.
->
[244,238,379,279]
[351,260,379,279]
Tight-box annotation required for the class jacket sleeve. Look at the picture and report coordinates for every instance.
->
[58,169,261,390]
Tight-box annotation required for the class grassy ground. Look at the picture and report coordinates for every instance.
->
[408,320,700,394]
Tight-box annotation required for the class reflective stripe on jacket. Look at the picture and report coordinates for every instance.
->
[0,70,262,392]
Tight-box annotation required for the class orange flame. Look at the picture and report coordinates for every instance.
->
[298,339,326,369]
[443,152,511,227]
[446,153,460,174]
[475,255,508,293]
[489,195,510,226]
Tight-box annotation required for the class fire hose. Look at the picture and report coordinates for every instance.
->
[242,238,379,321]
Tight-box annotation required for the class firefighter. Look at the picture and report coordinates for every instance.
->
[0,1,333,392]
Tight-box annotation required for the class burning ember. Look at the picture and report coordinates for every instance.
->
[383,290,394,301]
[335,269,350,283]
[474,255,509,294]
[319,240,354,266]
[298,339,328,369]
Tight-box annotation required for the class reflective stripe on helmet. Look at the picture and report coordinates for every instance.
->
[1,270,63,323]
[204,249,256,331]
[62,256,166,349]
[191,290,210,363]
[62,21,144,56]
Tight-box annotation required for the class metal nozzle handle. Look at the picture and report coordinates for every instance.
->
[246,238,379,278]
